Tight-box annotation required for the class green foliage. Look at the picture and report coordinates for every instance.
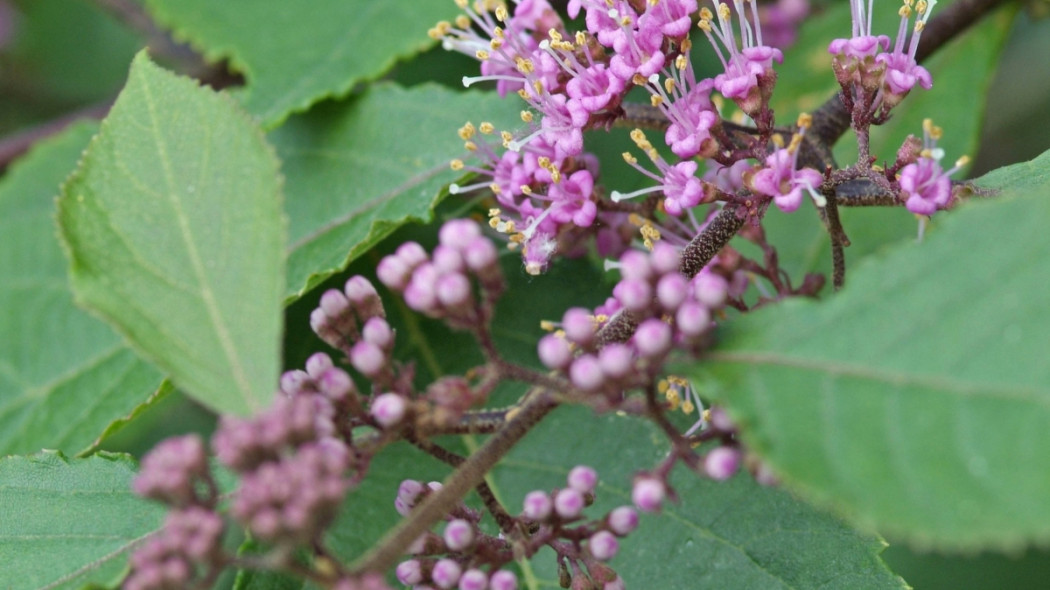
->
[0,121,165,456]
[0,451,165,590]
[695,148,1050,550]
[493,406,906,589]
[142,0,457,127]
[1,1,1047,588]
[270,84,520,299]
[58,53,286,416]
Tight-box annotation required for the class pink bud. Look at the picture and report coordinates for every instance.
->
[371,393,406,428]
[632,477,665,512]
[588,530,619,561]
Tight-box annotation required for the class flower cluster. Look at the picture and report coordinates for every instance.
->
[434,0,791,274]
[829,0,939,118]
[394,465,638,590]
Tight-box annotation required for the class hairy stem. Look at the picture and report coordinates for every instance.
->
[349,390,558,575]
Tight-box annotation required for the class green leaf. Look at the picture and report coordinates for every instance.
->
[763,1,1015,283]
[0,122,166,456]
[271,84,520,299]
[493,406,906,589]
[694,149,1050,550]
[58,53,286,416]
[142,0,456,127]
[0,451,165,590]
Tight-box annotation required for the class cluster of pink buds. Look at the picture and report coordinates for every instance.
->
[394,465,638,590]
[378,219,504,324]
[538,241,730,405]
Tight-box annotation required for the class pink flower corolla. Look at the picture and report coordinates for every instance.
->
[639,0,699,39]
[899,118,966,216]
[507,92,589,159]
[547,169,599,227]
[749,114,823,213]
[612,129,706,216]
[646,58,720,159]
[827,0,890,60]
[608,13,666,82]
[875,0,937,106]
[698,1,784,113]
[566,62,626,113]
[569,0,639,48]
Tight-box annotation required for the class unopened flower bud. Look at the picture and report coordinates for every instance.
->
[443,519,474,551]
[371,393,406,428]
[522,490,552,520]
[567,465,598,494]
[432,558,463,589]
[554,488,585,519]
[489,570,518,590]
[396,560,424,585]
[588,530,619,561]
[632,477,665,512]
[607,506,638,536]
[704,446,741,481]
[538,334,573,370]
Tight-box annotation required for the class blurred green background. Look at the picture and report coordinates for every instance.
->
[3,0,1049,587]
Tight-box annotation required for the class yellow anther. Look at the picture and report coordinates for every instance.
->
[665,77,676,93]
[650,95,664,107]
[718,3,731,20]
[501,130,514,143]
[797,112,812,128]
[916,0,928,13]
[455,0,468,9]
[675,54,687,71]
[517,88,529,100]
[521,185,533,195]
[540,320,556,331]
[488,208,501,217]
[576,31,587,45]
[479,122,494,134]
[681,399,695,415]
[450,159,464,171]
[899,4,912,17]
[628,213,645,226]
[476,49,490,60]
[464,141,478,152]
[458,122,476,140]
[771,134,785,149]
[658,379,670,393]
[548,29,562,42]
[955,155,971,168]
[489,182,502,195]
[699,7,713,19]
[494,5,508,21]
[681,38,692,51]
[455,15,471,28]
[521,110,534,123]
[490,38,504,50]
